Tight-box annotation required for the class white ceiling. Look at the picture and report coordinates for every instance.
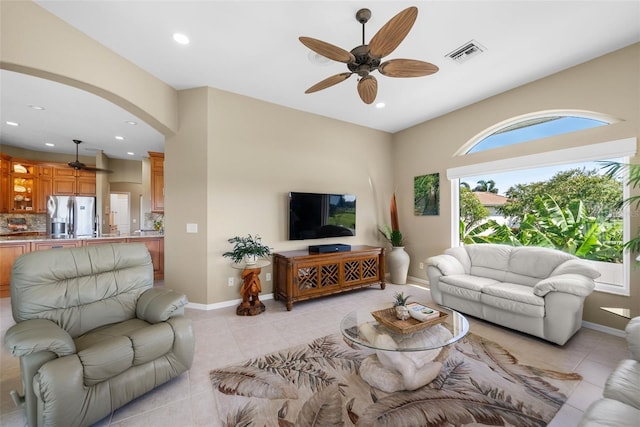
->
[1,1,639,161]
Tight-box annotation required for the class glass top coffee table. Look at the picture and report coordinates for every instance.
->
[341,306,469,392]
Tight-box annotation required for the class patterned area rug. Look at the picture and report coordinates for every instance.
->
[210,332,581,426]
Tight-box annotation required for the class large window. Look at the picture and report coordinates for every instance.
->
[448,111,635,295]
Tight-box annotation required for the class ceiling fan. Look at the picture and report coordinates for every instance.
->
[299,6,439,104]
[68,139,113,173]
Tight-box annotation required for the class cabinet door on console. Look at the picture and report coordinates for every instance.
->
[343,255,380,285]
[294,260,341,296]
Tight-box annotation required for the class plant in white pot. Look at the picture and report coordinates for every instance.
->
[223,234,272,265]
[379,193,410,284]
[393,291,411,320]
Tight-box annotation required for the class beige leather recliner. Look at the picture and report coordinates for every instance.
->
[4,243,195,427]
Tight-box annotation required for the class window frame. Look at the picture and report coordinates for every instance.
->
[447,137,637,296]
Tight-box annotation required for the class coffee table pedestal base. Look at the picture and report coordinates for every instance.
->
[360,352,443,392]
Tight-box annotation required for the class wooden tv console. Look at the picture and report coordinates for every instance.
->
[272,245,385,310]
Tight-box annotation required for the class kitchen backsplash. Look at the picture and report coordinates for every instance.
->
[0,213,47,234]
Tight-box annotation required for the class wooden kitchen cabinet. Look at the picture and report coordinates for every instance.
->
[32,240,82,251]
[36,166,53,213]
[0,154,10,213]
[149,152,164,213]
[10,161,35,213]
[272,245,385,310]
[127,236,164,280]
[0,242,31,298]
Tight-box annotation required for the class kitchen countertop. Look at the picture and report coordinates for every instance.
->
[0,231,164,242]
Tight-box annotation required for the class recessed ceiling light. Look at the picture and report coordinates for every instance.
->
[127,152,135,156]
[124,120,137,125]
[45,143,55,147]
[115,136,124,140]
[6,121,19,126]
[376,102,386,109]
[173,33,190,45]
[28,105,45,110]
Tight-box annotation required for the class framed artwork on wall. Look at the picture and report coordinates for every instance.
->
[414,173,440,216]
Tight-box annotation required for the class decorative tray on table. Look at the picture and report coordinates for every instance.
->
[371,305,449,335]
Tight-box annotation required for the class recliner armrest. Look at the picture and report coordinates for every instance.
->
[4,318,75,357]
[533,273,595,297]
[426,254,465,276]
[136,288,189,323]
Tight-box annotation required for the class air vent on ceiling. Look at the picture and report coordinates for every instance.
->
[445,40,486,64]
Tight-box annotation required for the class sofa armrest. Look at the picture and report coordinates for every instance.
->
[4,319,75,357]
[136,288,189,323]
[551,259,601,279]
[626,317,640,361]
[533,274,595,297]
[426,254,465,276]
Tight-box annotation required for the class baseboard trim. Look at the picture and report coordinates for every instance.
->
[187,293,274,311]
[581,320,626,337]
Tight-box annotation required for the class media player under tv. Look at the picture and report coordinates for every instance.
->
[308,244,351,253]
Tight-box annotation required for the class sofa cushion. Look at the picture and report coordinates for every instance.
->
[466,244,511,282]
[439,275,499,292]
[578,398,640,427]
[78,336,134,386]
[508,246,574,279]
[480,293,545,317]
[603,359,640,410]
[483,283,545,306]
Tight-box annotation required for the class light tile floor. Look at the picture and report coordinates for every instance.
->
[0,283,630,426]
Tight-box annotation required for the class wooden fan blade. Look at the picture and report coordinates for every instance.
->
[305,73,353,94]
[379,59,439,77]
[299,37,355,63]
[357,75,377,104]
[368,6,418,59]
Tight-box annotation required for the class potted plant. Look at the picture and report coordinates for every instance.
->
[393,291,411,320]
[223,234,272,265]
[379,193,410,284]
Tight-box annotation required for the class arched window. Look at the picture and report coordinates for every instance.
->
[448,110,635,296]
[458,111,615,155]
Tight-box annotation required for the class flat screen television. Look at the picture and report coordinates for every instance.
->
[288,192,356,240]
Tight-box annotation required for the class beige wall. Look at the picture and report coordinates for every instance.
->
[165,87,393,305]
[2,1,637,330]
[394,43,639,331]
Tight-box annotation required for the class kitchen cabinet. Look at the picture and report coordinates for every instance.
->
[149,152,164,213]
[0,236,164,298]
[10,161,35,212]
[0,242,31,298]
[32,240,82,251]
[129,236,164,280]
[36,166,53,213]
[272,245,385,310]
[76,169,96,196]
[0,154,10,213]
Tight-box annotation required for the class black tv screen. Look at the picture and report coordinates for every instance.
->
[288,192,356,240]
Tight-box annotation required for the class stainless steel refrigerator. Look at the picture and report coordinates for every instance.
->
[46,196,97,238]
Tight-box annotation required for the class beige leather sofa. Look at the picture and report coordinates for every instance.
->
[4,243,195,427]
[579,317,640,426]
[426,244,599,345]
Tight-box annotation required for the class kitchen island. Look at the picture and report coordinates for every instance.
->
[0,232,164,298]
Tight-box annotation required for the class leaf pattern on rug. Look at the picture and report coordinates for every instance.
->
[354,389,547,427]
[209,365,298,399]
[211,332,582,426]
[456,334,579,407]
[295,384,344,426]
[243,335,364,393]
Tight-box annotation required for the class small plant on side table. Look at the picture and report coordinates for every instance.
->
[393,291,411,320]
[223,234,272,265]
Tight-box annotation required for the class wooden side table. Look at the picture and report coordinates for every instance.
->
[232,260,270,316]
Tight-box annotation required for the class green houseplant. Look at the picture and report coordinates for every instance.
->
[223,234,272,265]
[393,291,411,320]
